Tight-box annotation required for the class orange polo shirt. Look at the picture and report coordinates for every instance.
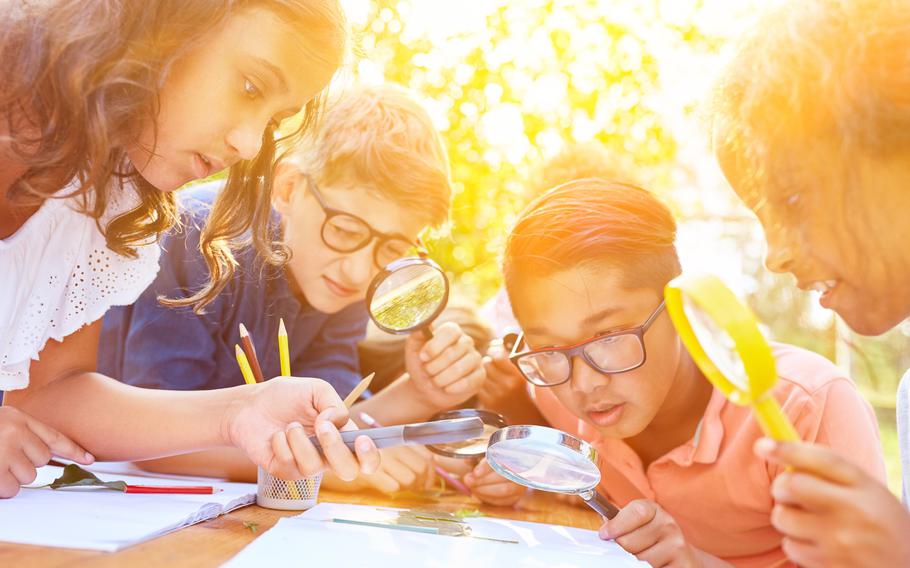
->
[530,343,886,568]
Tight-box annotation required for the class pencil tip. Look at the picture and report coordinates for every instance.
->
[235,344,244,356]
[279,318,287,336]
[239,323,248,337]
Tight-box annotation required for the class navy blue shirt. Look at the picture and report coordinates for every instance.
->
[98,183,368,398]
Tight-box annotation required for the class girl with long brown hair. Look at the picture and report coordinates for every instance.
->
[0,0,379,498]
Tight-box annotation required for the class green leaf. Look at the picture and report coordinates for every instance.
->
[48,464,127,492]
[243,521,259,533]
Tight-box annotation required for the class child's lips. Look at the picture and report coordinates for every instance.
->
[323,276,357,297]
[586,403,625,427]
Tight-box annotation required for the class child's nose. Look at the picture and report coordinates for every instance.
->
[570,356,609,394]
[340,243,376,287]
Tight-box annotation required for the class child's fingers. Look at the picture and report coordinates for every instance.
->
[269,429,302,479]
[771,470,855,512]
[312,419,359,481]
[630,537,677,568]
[417,322,463,363]
[771,502,825,542]
[422,334,473,376]
[487,355,518,374]
[755,438,860,485]
[26,415,93,465]
[442,363,485,394]
[468,481,525,506]
[318,406,353,431]
[394,446,433,478]
[381,454,418,487]
[365,471,401,495]
[354,435,380,475]
[20,428,52,467]
[606,500,657,540]
[780,536,826,568]
[9,453,38,486]
[0,470,21,499]
[285,422,326,478]
[471,481,522,497]
[467,459,502,483]
[431,351,482,389]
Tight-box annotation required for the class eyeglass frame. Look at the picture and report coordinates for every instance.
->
[508,300,667,387]
[305,174,419,268]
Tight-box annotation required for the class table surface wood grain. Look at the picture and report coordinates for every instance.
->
[0,487,603,567]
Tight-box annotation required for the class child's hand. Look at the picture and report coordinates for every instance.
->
[602,499,700,567]
[463,458,526,507]
[359,445,437,495]
[225,377,380,482]
[0,406,94,498]
[756,438,910,567]
[477,354,526,409]
[405,322,485,410]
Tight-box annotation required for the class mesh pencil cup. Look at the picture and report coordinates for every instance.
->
[256,467,323,510]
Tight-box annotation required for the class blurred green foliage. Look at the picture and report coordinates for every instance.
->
[352,0,722,302]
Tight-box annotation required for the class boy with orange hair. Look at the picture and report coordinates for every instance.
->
[467,178,883,567]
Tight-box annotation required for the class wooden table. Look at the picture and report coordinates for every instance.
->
[0,488,603,567]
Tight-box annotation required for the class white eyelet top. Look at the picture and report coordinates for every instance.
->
[0,181,161,390]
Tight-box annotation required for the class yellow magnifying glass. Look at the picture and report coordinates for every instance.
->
[664,273,799,442]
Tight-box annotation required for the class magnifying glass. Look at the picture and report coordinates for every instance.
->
[485,425,619,519]
[366,256,449,339]
[664,273,799,441]
[426,409,508,459]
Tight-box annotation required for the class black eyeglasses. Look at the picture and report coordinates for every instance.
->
[509,301,666,387]
[306,175,417,268]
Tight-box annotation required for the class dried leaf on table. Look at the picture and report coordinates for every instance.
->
[48,464,127,492]
[243,521,259,533]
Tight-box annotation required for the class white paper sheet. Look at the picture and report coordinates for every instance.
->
[226,503,649,567]
[0,465,256,552]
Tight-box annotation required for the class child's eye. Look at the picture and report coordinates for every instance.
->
[243,78,262,100]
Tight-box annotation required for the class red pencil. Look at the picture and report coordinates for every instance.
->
[124,485,222,494]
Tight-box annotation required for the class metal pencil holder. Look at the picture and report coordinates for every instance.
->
[256,467,322,511]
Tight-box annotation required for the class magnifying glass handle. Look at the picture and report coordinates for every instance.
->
[582,492,619,519]
[421,326,434,340]
[754,395,799,442]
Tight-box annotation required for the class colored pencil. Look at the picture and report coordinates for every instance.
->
[123,485,221,494]
[238,323,265,383]
[278,318,291,377]
[273,318,301,500]
[235,345,257,385]
[343,373,375,408]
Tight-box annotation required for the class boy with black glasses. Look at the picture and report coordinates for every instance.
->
[99,83,485,494]
[466,178,883,567]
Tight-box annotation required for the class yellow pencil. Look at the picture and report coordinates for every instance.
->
[235,345,257,385]
[278,318,291,377]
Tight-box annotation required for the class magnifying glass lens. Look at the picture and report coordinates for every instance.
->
[370,265,446,331]
[683,296,750,392]
[487,438,601,493]
[429,422,501,457]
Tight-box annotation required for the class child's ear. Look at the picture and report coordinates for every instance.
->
[271,160,304,215]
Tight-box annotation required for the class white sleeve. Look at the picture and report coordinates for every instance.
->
[0,183,161,390]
